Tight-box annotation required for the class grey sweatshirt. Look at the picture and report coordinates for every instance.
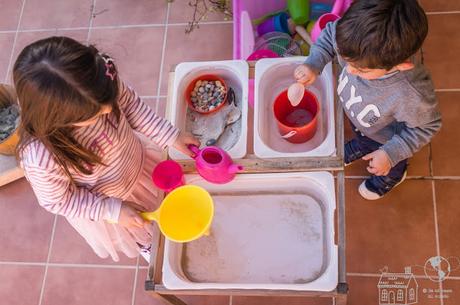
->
[304,21,442,167]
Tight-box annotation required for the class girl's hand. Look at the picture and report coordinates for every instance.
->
[294,64,317,85]
[363,150,392,176]
[173,131,200,157]
[118,201,147,228]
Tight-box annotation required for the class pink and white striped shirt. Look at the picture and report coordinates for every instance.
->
[21,82,179,221]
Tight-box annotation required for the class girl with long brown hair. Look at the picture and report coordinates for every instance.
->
[14,36,199,261]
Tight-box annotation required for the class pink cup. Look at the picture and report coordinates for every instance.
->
[152,160,185,193]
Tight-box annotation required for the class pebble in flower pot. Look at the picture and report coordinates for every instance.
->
[191,80,226,113]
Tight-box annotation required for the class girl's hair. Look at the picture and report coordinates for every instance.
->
[13,36,121,180]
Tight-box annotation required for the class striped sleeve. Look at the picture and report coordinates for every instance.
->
[118,81,179,149]
[22,146,122,221]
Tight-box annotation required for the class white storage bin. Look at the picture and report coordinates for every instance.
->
[168,60,249,160]
[162,172,338,291]
[254,57,336,158]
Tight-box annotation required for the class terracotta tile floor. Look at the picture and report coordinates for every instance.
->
[0,1,459,305]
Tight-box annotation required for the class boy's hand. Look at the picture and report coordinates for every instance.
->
[362,150,392,176]
[294,64,317,85]
[118,202,147,229]
[173,131,200,157]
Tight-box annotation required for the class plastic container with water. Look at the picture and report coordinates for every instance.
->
[162,172,338,291]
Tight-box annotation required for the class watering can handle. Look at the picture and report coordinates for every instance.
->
[281,130,297,139]
[140,210,160,222]
[187,144,200,158]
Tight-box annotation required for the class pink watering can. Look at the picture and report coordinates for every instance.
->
[188,145,244,184]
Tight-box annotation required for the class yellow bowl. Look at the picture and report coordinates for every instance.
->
[141,185,214,243]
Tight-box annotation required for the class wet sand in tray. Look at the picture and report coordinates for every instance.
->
[181,193,325,284]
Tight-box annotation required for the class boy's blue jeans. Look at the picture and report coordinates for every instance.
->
[347,126,408,183]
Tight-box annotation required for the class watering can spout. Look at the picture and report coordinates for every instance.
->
[228,163,244,174]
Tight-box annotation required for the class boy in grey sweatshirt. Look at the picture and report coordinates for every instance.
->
[295,0,441,200]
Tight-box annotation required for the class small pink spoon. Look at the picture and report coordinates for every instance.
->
[287,82,305,106]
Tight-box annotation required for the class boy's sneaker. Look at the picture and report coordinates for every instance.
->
[344,138,366,165]
[358,170,407,200]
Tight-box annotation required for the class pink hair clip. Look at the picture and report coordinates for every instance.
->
[101,55,117,81]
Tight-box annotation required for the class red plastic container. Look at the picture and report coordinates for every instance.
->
[152,160,185,193]
[185,74,228,115]
[273,89,320,144]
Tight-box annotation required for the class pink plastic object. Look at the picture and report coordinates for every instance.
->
[310,0,352,43]
[188,145,244,184]
[240,11,255,61]
[247,50,278,109]
[152,160,185,193]
[247,49,279,61]
[232,0,350,59]
[233,0,286,59]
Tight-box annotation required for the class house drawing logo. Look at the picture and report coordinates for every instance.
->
[378,267,418,305]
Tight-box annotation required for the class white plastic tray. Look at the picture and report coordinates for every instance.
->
[254,57,336,158]
[162,172,338,291]
[168,60,249,160]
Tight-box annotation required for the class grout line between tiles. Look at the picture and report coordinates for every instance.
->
[429,142,443,305]
[3,0,26,83]
[430,171,441,257]
[229,295,232,305]
[0,260,140,269]
[435,89,460,92]
[16,27,90,33]
[0,261,46,266]
[347,272,432,279]
[349,271,460,281]
[345,175,460,180]
[426,11,460,15]
[46,262,139,269]
[86,0,97,43]
[154,2,171,113]
[429,143,434,177]
[37,214,57,305]
[432,181,444,304]
[92,24,165,30]
[168,20,233,26]
[0,20,234,35]
[131,256,140,305]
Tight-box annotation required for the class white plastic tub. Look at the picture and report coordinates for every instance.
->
[162,172,338,291]
[168,60,249,160]
[254,57,336,158]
